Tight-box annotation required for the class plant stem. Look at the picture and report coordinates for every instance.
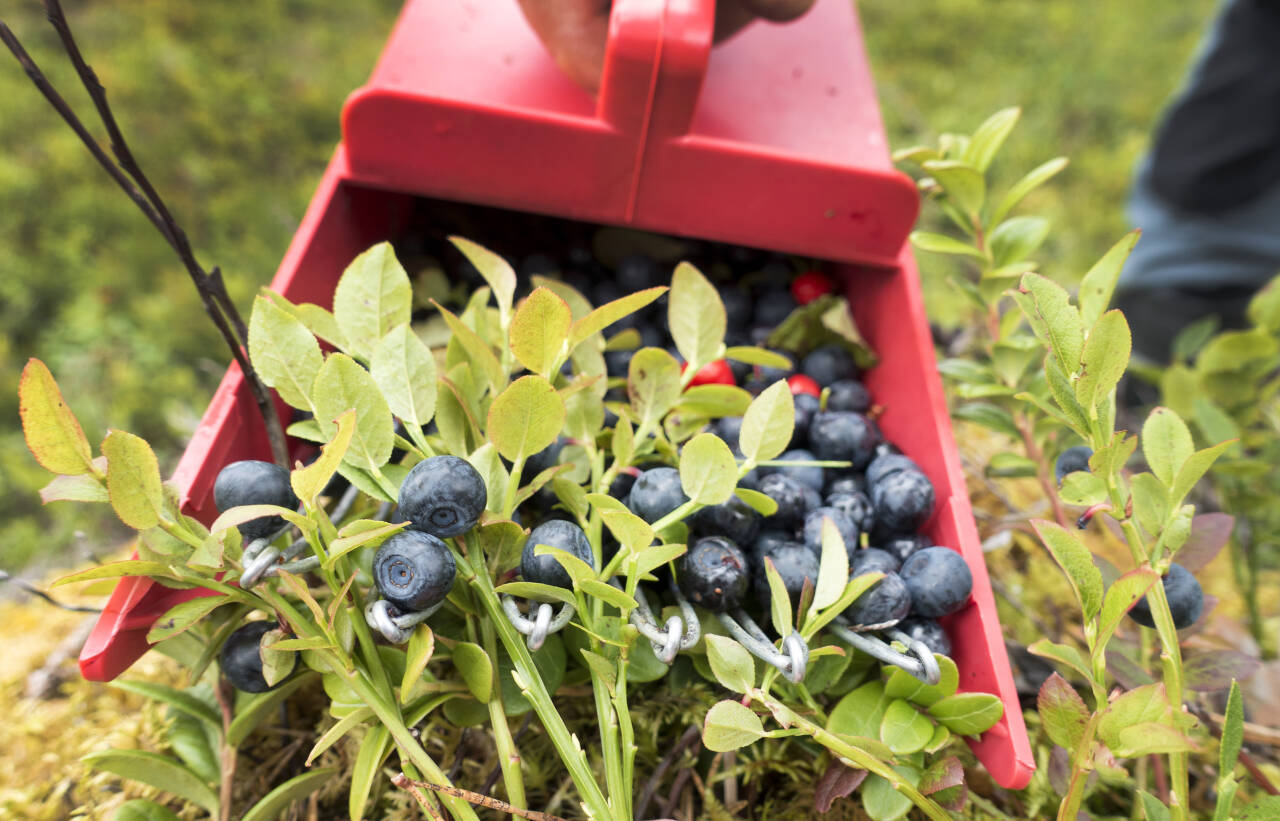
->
[1018,412,1070,528]
[478,614,528,809]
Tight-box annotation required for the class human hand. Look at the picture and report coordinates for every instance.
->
[516,0,817,93]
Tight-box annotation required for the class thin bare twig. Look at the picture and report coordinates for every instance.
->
[0,571,100,613]
[391,774,568,821]
[0,5,289,467]
[214,678,239,821]
[635,725,701,820]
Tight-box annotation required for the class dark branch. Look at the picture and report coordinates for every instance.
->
[0,5,289,467]
[0,571,101,613]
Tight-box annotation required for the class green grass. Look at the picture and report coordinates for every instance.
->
[0,0,1218,569]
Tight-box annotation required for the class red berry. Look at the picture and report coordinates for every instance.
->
[684,359,736,386]
[790,271,835,304]
[787,374,821,397]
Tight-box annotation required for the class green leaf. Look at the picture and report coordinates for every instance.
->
[1113,723,1197,757]
[1024,635,1095,676]
[433,301,506,393]
[1131,472,1170,536]
[210,503,309,537]
[102,430,166,530]
[762,558,793,638]
[580,579,637,611]
[1036,672,1089,749]
[39,473,109,504]
[884,655,958,708]
[510,287,572,377]
[371,325,437,429]
[146,595,232,644]
[812,515,851,610]
[292,409,355,507]
[879,699,935,755]
[705,634,755,693]
[703,700,766,752]
[259,628,294,688]
[1059,471,1107,507]
[533,544,595,588]
[1238,797,1280,820]
[570,286,667,347]
[348,723,393,820]
[494,581,577,607]
[83,750,218,814]
[679,432,738,505]
[927,692,1004,736]
[52,559,177,588]
[724,346,792,369]
[450,236,517,324]
[676,384,753,418]
[110,679,220,727]
[669,262,726,370]
[1079,231,1141,329]
[1097,683,1177,750]
[735,488,778,516]
[241,767,339,821]
[271,295,350,351]
[19,358,95,475]
[453,641,495,701]
[1075,310,1131,412]
[632,541,686,578]
[984,452,1039,479]
[467,442,510,514]
[312,353,395,473]
[248,296,323,412]
[227,673,315,747]
[910,231,985,260]
[739,381,795,464]
[1031,519,1103,620]
[965,107,1020,172]
[1139,791,1171,821]
[580,649,617,695]
[992,156,1068,225]
[601,509,653,553]
[952,402,1019,438]
[1247,275,1280,332]
[1098,568,1159,647]
[922,160,985,215]
[332,242,412,360]
[828,680,891,739]
[861,765,920,821]
[1170,440,1235,506]
[989,216,1049,268]
[1221,680,1245,781]
[487,375,566,462]
[628,348,683,430]
[1019,273,1085,374]
[1143,407,1194,488]
[114,799,183,821]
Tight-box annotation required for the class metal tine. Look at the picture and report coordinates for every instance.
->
[715,609,809,684]
[500,596,576,651]
[667,581,701,651]
[828,618,941,685]
[626,583,683,664]
[365,597,443,645]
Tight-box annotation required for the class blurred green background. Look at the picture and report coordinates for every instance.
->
[0,0,1216,572]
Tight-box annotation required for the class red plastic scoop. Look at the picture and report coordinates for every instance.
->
[79,0,1033,789]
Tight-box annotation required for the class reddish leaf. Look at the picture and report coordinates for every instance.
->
[1038,673,1090,750]
[1174,513,1234,573]
[1105,649,1154,690]
[813,761,867,813]
[1183,648,1260,692]
[919,755,963,794]
[1047,746,1071,796]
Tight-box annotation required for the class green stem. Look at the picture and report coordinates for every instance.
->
[477,614,527,809]
[752,690,950,821]
[502,454,527,519]
[1058,713,1101,821]
[1145,579,1190,821]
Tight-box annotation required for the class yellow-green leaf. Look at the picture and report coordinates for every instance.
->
[370,324,437,429]
[332,242,412,360]
[669,262,725,370]
[19,358,94,475]
[103,430,166,530]
[510,287,571,376]
[292,409,355,507]
[487,375,566,462]
[248,295,323,412]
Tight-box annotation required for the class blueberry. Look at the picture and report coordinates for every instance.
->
[761,448,824,492]
[627,467,689,523]
[524,437,567,484]
[398,455,487,538]
[792,394,820,447]
[375,530,458,611]
[220,621,294,693]
[690,496,762,546]
[519,253,558,278]
[879,533,930,565]
[679,536,750,612]
[720,288,753,328]
[871,469,935,533]
[753,291,796,327]
[616,254,660,292]
[826,379,872,413]
[851,547,900,576]
[608,471,638,502]
[213,460,298,542]
[757,473,818,530]
[823,471,867,497]
[744,353,794,394]
[521,519,595,589]
[1055,445,1094,484]
[866,453,919,486]
[898,617,952,656]
[1128,563,1203,630]
[801,344,859,387]
[749,529,796,562]
[825,490,876,533]
[802,507,860,559]
[874,441,903,460]
[808,412,879,470]
[716,416,744,454]
[754,542,819,606]
[843,572,911,629]
[605,349,635,378]
[899,547,972,618]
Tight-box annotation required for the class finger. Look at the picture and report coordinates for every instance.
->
[515,0,611,93]
[736,0,818,22]
[713,2,757,42]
